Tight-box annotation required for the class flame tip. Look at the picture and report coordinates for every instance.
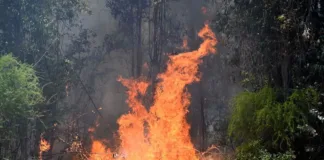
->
[89,20,218,160]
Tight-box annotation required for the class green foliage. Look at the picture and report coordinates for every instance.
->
[229,86,319,150]
[236,140,295,160]
[0,0,90,123]
[0,0,92,157]
[0,54,43,134]
[214,0,323,158]
[1,1,85,62]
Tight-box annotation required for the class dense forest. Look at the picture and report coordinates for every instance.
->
[0,0,323,159]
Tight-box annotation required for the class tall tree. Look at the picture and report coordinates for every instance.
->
[220,0,324,159]
[0,54,43,159]
[0,0,89,158]
[106,0,150,78]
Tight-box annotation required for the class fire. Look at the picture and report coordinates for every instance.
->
[39,134,50,160]
[90,23,217,160]
[89,141,113,160]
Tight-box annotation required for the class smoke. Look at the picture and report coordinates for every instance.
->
[52,0,242,157]
[167,0,242,149]
[74,0,130,140]
[52,0,129,157]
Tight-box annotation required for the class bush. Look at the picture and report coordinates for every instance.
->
[235,140,295,160]
[0,54,43,136]
[228,86,319,158]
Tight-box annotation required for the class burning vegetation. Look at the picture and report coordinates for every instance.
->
[88,23,218,160]
[39,134,50,160]
[2,0,322,159]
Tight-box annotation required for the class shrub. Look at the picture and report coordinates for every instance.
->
[0,54,43,137]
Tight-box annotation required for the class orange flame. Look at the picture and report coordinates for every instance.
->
[39,135,50,160]
[89,141,113,160]
[90,23,217,160]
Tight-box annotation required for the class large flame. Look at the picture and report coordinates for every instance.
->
[90,23,217,160]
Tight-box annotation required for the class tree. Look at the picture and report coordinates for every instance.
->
[0,0,91,158]
[0,54,43,159]
[215,0,323,90]
[106,0,150,77]
[228,86,319,159]
[215,0,324,159]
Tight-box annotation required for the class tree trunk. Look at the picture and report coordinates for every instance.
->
[131,5,135,77]
[281,55,291,90]
[27,119,36,160]
[136,1,143,78]
[150,0,165,104]
[199,82,206,151]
